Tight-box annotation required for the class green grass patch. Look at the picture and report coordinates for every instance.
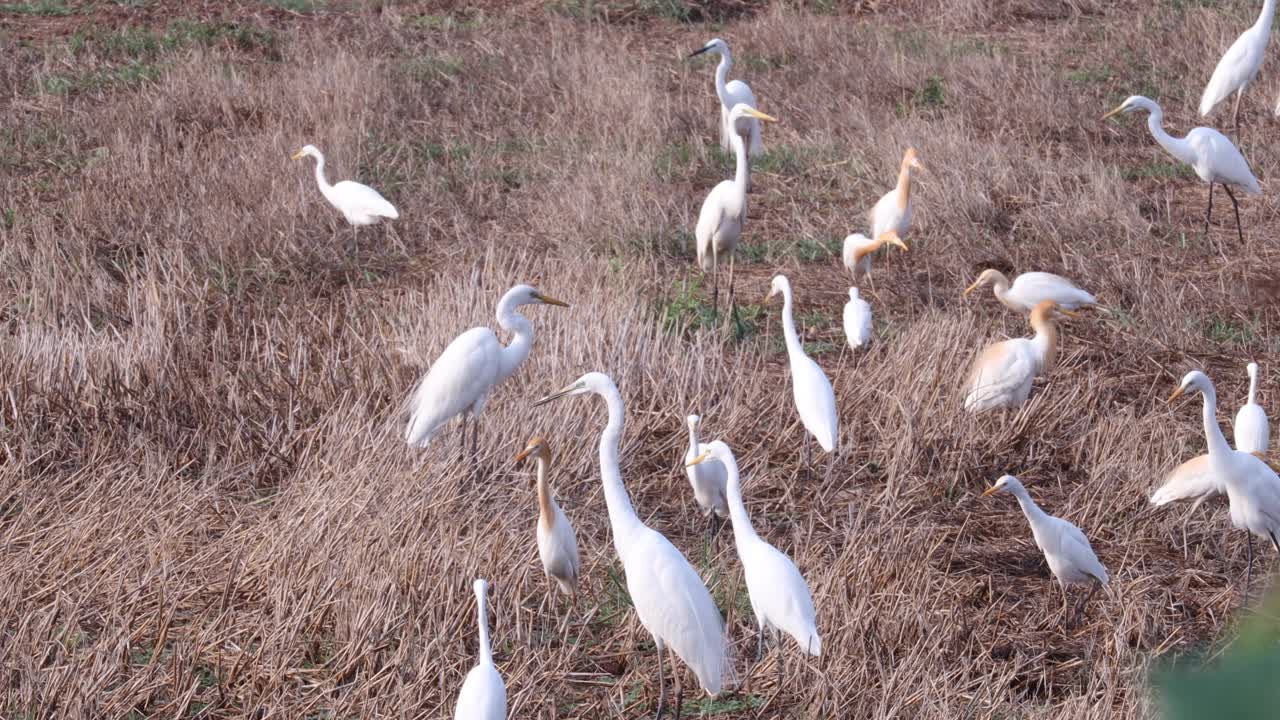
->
[262,0,325,12]
[404,55,465,83]
[788,236,841,262]
[697,693,765,714]
[1067,65,1115,84]
[2,0,75,15]
[657,277,718,335]
[913,75,945,108]
[40,60,161,95]
[1121,161,1196,181]
[655,141,696,183]
[1204,314,1256,345]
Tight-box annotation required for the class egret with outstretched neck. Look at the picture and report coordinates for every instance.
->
[291,144,398,252]
[688,38,764,159]
[1235,362,1269,454]
[765,276,838,472]
[1199,0,1275,132]
[453,579,506,720]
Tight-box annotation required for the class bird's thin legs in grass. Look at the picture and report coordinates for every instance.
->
[1245,533,1254,604]
[1224,184,1244,244]
[755,618,766,663]
[670,649,684,720]
[823,450,835,485]
[458,416,468,465]
[1203,182,1214,240]
[1232,89,1242,136]
[655,643,668,720]
[726,254,737,328]
[471,418,480,462]
[776,630,785,689]
[1074,580,1101,627]
[710,253,720,322]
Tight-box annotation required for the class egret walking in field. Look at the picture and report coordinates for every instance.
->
[870,148,925,241]
[841,231,907,287]
[765,276,838,472]
[1235,362,1269,454]
[1199,0,1275,132]
[688,38,764,159]
[291,144,398,252]
[695,103,778,317]
[1169,370,1280,598]
[684,415,729,539]
[515,437,581,621]
[843,287,872,350]
[404,285,569,460]
[688,441,820,679]
[1103,95,1261,243]
[964,269,1096,315]
[964,300,1073,412]
[535,373,731,719]
[454,579,506,720]
[982,474,1109,627]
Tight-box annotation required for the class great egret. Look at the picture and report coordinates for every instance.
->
[515,437,581,612]
[695,103,778,316]
[1169,370,1280,597]
[765,276,838,467]
[1199,0,1275,132]
[840,231,907,286]
[454,579,506,720]
[964,300,1073,412]
[1235,362,1269,454]
[535,373,730,719]
[291,144,398,252]
[843,287,872,350]
[684,415,728,538]
[688,38,763,158]
[869,148,924,241]
[964,269,1096,315]
[688,441,820,677]
[1103,96,1261,243]
[404,285,569,459]
[982,474,1109,626]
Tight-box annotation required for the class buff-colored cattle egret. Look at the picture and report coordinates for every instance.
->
[1235,362,1269,454]
[964,269,1096,315]
[689,441,820,676]
[841,231,907,286]
[454,579,506,720]
[765,276,838,472]
[695,103,778,316]
[1170,370,1280,597]
[515,437,581,612]
[404,285,569,459]
[982,475,1109,626]
[684,415,728,538]
[688,38,763,159]
[869,148,924,241]
[964,300,1073,412]
[1104,96,1261,243]
[1200,0,1275,132]
[843,287,871,350]
[292,144,398,252]
[535,373,731,718]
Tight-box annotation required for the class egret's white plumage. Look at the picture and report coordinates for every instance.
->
[869,148,924,241]
[292,144,398,226]
[690,441,820,658]
[843,287,872,350]
[535,374,731,712]
[766,276,838,453]
[1199,0,1275,127]
[964,300,1071,412]
[404,285,568,450]
[841,231,907,284]
[515,437,580,599]
[964,269,1096,315]
[454,579,506,720]
[689,38,763,157]
[684,415,729,528]
[1234,362,1269,454]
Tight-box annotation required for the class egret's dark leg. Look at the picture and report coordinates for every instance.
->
[710,252,720,321]
[1075,580,1101,627]
[471,417,480,461]
[1246,533,1255,603]
[655,644,667,719]
[458,416,468,464]
[1203,182,1214,240]
[670,648,684,720]
[776,630,785,688]
[1232,89,1242,135]
[755,618,765,663]
[823,449,835,484]
[727,253,737,328]
[1224,184,1244,244]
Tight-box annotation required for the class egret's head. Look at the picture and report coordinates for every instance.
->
[687,439,731,467]
[1102,95,1155,121]
[964,268,1003,296]
[764,274,791,303]
[514,436,551,470]
[473,578,488,598]
[507,284,570,308]
[848,287,860,301]
[1169,370,1213,403]
[727,103,779,128]
[982,474,1025,498]
[1030,299,1075,325]
[689,38,729,59]
[687,414,701,432]
[290,144,320,161]
[903,147,926,172]
[534,372,611,406]
[1248,361,1260,378]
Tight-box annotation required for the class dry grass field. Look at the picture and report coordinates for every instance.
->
[5,0,1280,717]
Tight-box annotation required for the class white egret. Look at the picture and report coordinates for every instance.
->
[843,287,872,350]
[695,103,778,316]
[841,231,908,286]
[688,38,763,158]
[515,437,581,611]
[684,415,728,538]
[291,144,398,252]
[404,285,569,458]
[964,300,1073,412]
[1169,370,1280,596]
[1235,362,1269,454]
[765,276,838,469]
[1199,0,1275,132]
[454,579,506,720]
[869,148,924,241]
[1103,96,1261,243]
[688,441,820,677]
[535,373,731,719]
[982,474,1109,626]
[964,269,1096,315]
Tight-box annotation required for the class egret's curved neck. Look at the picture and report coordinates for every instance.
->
[535,458,554,528]
[1010,486,1049,527]
[1143,106,1196,168]
[714,52,732,104]
[1249,367,1259,405]
[1199,384,1233,458]
[595,386,641,545]
[495,294,534,382]
[896,158,914,211]
[730,131,750,192]
[687,425,699,454]
[310,153,332,194]
[721,453,758,542]
[475,591,493,666]
[778,286,802,359]
[989,273,1011,301]
[1257,0,1276,31]
[1029,315,1059,371]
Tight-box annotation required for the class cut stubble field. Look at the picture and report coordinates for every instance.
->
[4,0,1280,717]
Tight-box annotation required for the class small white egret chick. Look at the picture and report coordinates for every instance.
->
[684,415,729,538]
[964,269,1096,315]
[292,144,398,251]
[1199,0,1275,132]
[1104,96,1261,243]
[869,148,925,241]
[1235,362,1269,454]
[404,285,569,459]
[688,38,764,158]
[689,441,820,675]
[454,579,506,720]
[982,475,1109,626]
[964,300,1073,412]
[841,231,908,285]
[765,276,838,471]
[843,287,872,350]
[515,437,581,613]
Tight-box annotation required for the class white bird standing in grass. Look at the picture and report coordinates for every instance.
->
[1199,0,1275,133]
[1169,370,1280,597]
[684,415,729,538]
[688,441,820,673]
[1235,362,1269,454]
[841,231,908,286]
[695,103,778,316]
[535,373,730,719]
[1103,95,1261,244]
[982,474,1109,627]
[454,579,506,720]
[765,276,838,469]
[404,285,569,459]
[688,38,764,159]
[870,148,925,241]
[964,300,1073,412]
[964,269,1096,315]
[515,436,581,611]
[291,144,398,252]
[843,287,872,350]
